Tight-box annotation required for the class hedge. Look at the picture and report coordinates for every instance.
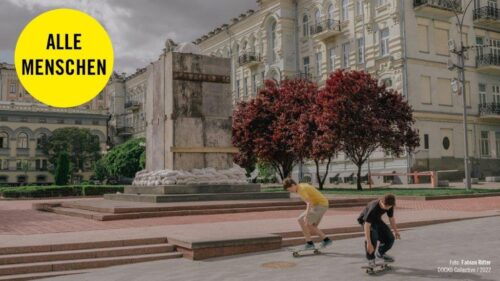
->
[0,185,124,199]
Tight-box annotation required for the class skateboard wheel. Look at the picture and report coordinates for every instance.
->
[292,252,299,257]
[313,249,320,254]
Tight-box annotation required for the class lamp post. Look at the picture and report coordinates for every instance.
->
[446,0,474,190]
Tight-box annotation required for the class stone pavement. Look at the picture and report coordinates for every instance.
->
[38,217,500,281]
[1,196,499,249]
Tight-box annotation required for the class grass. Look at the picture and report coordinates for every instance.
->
[262,186,500,197]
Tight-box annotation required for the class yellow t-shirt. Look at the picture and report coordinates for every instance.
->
[297,183,329,207]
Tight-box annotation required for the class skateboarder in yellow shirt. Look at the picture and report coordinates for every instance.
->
[283,178,332,250]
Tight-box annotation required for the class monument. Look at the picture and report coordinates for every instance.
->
[105,40,289,203]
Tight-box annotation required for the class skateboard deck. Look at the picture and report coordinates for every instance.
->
[287,247,321,257]
[361,263,391,275]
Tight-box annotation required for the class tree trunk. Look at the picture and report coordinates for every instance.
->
[356,164,363,191]
[315,158,332,190]
[314,159,322,190]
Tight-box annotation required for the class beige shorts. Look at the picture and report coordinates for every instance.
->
[299,205,328,225]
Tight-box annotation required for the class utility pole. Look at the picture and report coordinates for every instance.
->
[446,0,474,190]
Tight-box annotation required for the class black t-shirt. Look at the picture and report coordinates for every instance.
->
[357,199,394,225]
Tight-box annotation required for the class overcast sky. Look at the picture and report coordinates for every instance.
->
[0,0,256,74]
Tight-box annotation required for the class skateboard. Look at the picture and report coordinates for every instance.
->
[361,263,391,275]
[287,247,321,257]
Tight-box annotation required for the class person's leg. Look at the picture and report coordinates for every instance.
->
[308,224,326,239]
[364,224,379,261]
[298,212,312,242]
[377,223,394,256]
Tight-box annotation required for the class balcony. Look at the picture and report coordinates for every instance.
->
[309,20,342,41]
[413,0,462,17]
[124,100,142,110]
[479,103,500,120]
[473,6,500,29]
[117,126,134,136]
[238,52,261,67]
[295,72,313,81]
[476,54,500,74]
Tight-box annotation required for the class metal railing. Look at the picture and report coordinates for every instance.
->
[309,19,341,36]
[413,0,462,11]
[479,103,500,116]
[473,6,500,20]
[295,72,313,81]
[476,54,500,67]
[238,52,261,66]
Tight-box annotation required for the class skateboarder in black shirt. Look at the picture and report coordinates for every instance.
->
[357,194,400,267]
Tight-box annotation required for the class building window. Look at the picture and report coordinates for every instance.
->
[496,132,500,158]
[17,133,28,149]
[20,117,28,122]
[328,48,336,72]
[356,0,364,16]
[342,42,350,68]
[38,118,46,123]
[382,78,392,87]
[493,85,500,104]
[315,52,322,78]
[424,134,429,149]
[481,131,490,157]
[270,21,278,62]
[243,77,248,97]
[342,0,349,21]
[442,137,450,150]
[0,159,8,170]
[0,116,7,122]
[16,160,29,171]
[252,74,258,96]
[357,37,365,64]
[36,134,46,149]
[303,56,310,76]
[377,0,388,7]
[0,132,8,149]
[236,80,240,98]
[479,84,487,105]
[57,119,64,124]
[261,71,266,86]
[303,15,309,37]
[380,28,390,56]
[328,4,334,21]
[8,82,17,94]
[92,120,99,125]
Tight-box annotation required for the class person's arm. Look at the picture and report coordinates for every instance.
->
[364,222,374,254]
[389,217,401,239]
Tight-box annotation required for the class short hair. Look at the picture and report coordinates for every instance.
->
[283,178,296,190]
[383,194,396,206]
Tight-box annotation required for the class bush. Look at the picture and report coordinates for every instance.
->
[54,152,70,185]
[0,185,124,199]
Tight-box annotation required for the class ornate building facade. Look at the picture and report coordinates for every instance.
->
[0,63,109,185]
[195,0,500,183]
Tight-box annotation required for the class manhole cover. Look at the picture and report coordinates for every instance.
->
[261,262,297,269]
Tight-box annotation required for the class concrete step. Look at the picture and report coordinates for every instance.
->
[0,244,175,265]
[104,192,291,203]
[0,269,89,281]
[0,252,182,276]
[0,237,168,255]
[282,232,366,247]
[49,201,367,221]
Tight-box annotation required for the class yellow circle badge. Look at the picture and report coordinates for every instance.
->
[15,8,114,108]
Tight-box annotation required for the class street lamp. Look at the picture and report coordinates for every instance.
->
[445,0,474,190]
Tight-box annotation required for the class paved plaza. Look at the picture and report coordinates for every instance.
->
[37,217,499,281]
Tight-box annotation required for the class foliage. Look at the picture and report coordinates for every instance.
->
[233,79,317,180]
[97,138,145,178]
[54,152,70,185]
[0,185,124,198]
[319,70,419,190]
[256,162,277,183]
[40,127,101,174]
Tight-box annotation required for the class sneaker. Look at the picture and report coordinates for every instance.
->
[376,252,394,262]
[301,243,316,251]
[319,239,332,248]
[368,259,376,268]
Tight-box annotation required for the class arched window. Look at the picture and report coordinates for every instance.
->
[36,133,46,149]
[342,0,349,21]
[302,14,309,37]
[269,20,278,62]
[0,132,8,149]
[17,133,28,149]
[328,4,335,28]
[314,9,321,26]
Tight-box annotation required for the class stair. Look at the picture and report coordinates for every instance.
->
[35,198,374,221]
[0,238,182,280]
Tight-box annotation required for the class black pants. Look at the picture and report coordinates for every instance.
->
[362,222,394,260]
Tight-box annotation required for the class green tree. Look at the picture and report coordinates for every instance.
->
[93,159,108,181]
[256,162,277,183]
[54,152,70,185]
[98,138,145,178]
[41,128,101,176]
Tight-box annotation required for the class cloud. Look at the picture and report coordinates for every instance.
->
[0,0,256,74]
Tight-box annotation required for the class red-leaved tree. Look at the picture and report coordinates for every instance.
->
[233,79,317,180]
[319,70,420,190]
